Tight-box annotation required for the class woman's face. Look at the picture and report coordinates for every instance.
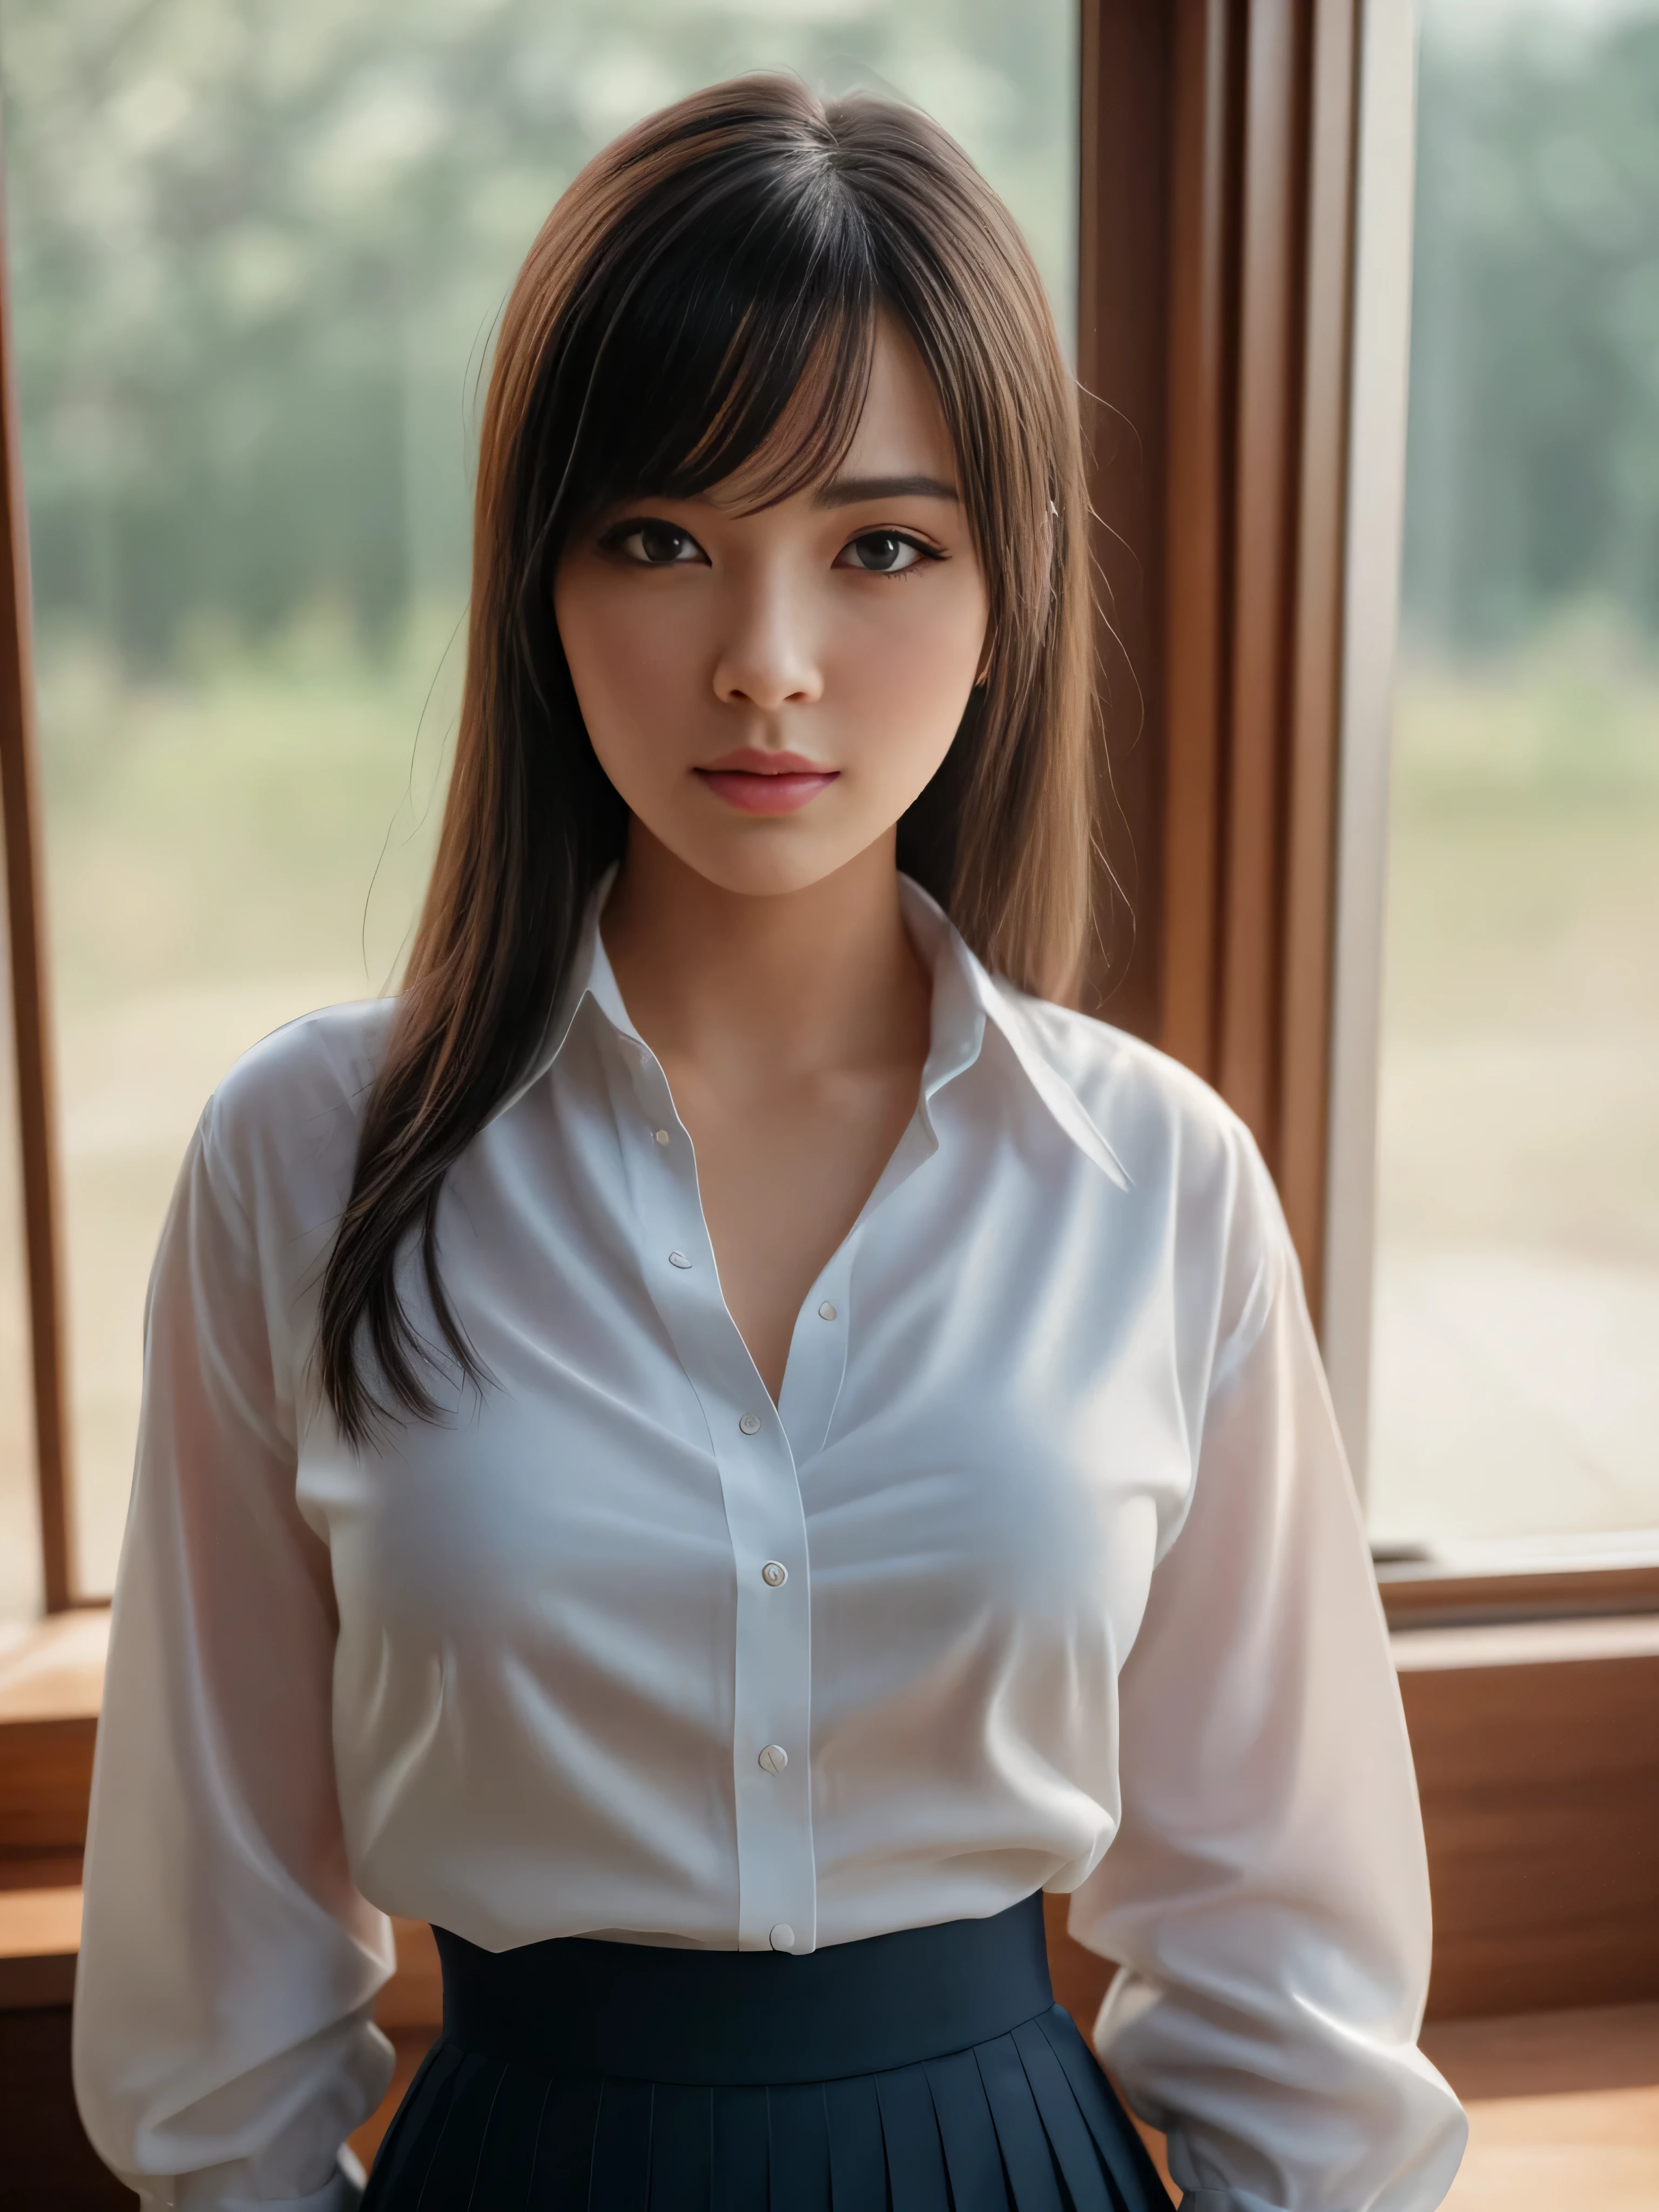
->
[554,314,990,898]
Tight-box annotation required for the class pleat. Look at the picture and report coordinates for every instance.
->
[765,2083,831,2212]
[1010,2021,1121,2212]
[462,2061,551,2212]
[589,2079,655,2212]
[363,2039,466,2207]
[924,2047,1011,2212]
[973,2036,1064,2212]
[824,2074,886,2211]
[407,2053,508,2211]
[528,2076,603,2211]
[875,2062,950,2212]
[1031,2012,1172,2211]
[711,2085,770,2209]
[649,2085,713,2212]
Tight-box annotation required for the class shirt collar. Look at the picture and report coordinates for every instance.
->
[896,876,1132,1191]
[489,866,1130,1192]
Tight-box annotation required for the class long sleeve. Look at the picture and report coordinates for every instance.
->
[1066,1138,1467,2212]
[73,1109,395,2209]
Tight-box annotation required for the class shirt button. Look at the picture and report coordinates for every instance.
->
[738,1412,761,1435]
[654,1129,671,1147]
[758,1743,788,1775]
[761,1561,787,1587]
[770,1923,796,1952]
[817,1301,837,1321]
[668,1251,692,1269]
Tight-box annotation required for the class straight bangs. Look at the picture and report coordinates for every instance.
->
[515,117,880,565]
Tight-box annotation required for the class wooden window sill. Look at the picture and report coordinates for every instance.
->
[0,1884,79,2007]
[1380,1559,1659,1633]
[1391,1616,1659,2018]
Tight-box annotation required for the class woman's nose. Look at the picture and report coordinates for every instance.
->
[710,573,824,710]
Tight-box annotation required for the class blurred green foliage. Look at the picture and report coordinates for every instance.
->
[1406,5,1659,648]
[0,0,1075,672]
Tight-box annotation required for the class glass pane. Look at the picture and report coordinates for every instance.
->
[1370,0,1659,1560]
[0,2,1077,1596]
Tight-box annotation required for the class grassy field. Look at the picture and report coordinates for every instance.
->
[0,603,459,1609]
[1371,618,1659,1549]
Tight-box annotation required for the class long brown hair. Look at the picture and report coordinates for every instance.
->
[319,75,1095,1445]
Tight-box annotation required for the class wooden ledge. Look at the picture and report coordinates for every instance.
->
[1380,1559,1659,1633]
[0,1614,109,1725]
[1392,1614,1659,1671]
[1392,1619,1659,2018]
[0,1885,79,2008]
[0,1614,108,1864]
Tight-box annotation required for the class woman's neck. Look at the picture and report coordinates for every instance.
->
[599,824,930,1084]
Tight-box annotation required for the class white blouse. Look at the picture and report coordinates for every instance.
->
[73,878,1465,2212]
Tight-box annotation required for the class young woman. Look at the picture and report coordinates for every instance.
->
[73,77,1465,2212]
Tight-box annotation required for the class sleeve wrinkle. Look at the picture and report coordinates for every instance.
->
[1068,1122,1465,2209]
[1203,1243,1278,1410]
[74,1085,393,2205]
[198,1097,259,1244]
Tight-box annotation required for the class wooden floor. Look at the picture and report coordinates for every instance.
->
[1425,2004,1659,2210]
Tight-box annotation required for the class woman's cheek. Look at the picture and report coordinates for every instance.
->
[560,582,701,790]
[837,593,982,766]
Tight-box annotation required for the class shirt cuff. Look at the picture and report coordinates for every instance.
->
[1180,2191,1285,2212]
[152,2148,367,2211]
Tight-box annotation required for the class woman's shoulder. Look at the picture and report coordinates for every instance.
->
[990,977,1259,1190]
[993,984,1289,1348]
[196,997,398,1224]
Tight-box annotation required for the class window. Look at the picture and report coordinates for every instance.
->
[0,0,1077,1611]
[1367,0,1659,1566]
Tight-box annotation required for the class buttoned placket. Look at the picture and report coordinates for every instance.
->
[578,913,993,1954]
[591,1010,820,1953]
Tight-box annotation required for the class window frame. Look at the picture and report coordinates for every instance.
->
[1079,0,1659,1635]
[0,185,74,1617]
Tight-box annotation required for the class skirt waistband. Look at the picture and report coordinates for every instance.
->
[433,1893,1054,2086]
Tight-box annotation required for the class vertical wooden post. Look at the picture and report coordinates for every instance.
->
[0,163,74,1613]
[1079,0,1363,1316]
[1160,0,1235,1079]
[1276,0,1361,1313]
[1215,0,1303,1142]
[1076,0,1174,1041]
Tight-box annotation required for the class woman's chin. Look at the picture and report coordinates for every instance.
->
[622,808,891,903]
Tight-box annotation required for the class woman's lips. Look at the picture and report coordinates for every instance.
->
[694,759,840,815]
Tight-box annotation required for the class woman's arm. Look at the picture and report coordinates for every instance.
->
[72,1106,395,2210]
[1067,1136,1467,2212]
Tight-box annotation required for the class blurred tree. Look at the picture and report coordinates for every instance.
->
[1404,8,1659,650]
[0,0,1074,667]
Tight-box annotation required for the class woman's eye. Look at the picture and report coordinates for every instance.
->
[617,521,703,566]
[839,530,930,575]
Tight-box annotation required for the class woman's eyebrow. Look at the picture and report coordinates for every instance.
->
[813,474,960,508]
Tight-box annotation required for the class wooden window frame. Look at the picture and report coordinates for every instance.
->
[0,0,1653,2021]
[0,161,76,1617]
[1078,0,1658,1631]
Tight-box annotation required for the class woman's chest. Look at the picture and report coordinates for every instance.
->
[299,1109,1195,1677]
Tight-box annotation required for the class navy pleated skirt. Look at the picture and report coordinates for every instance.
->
[361,1894,1171,2210]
